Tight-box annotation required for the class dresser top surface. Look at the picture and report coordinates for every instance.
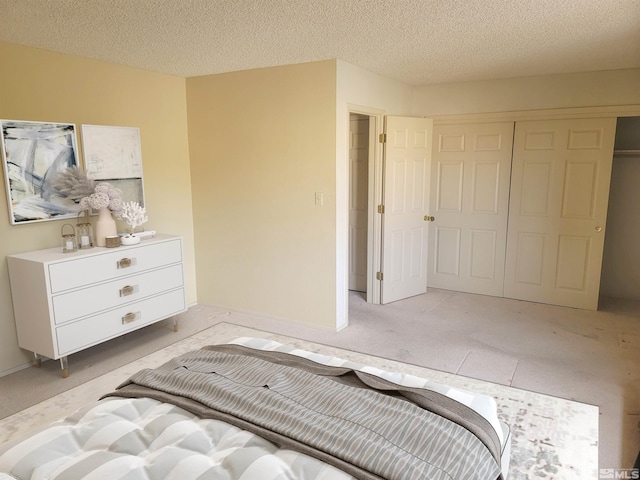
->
[7,234,181,263]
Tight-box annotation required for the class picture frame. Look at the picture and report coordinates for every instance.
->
[1,120,81,224]
[81,124,145,207]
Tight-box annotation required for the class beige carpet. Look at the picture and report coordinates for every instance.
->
[0,306,225,419]
[0,322,598,480]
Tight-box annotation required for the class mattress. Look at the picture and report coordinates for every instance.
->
[0,336,511,479]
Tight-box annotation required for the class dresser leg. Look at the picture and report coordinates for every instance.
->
[60,356,69,378]
[173,317,179,332]
[34,352,41,368]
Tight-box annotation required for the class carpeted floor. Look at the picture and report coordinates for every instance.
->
[0,305,221,419]
[1,289,638,473]
[0,322,598,480]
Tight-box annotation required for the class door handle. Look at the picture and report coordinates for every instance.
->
[424,215,435,222]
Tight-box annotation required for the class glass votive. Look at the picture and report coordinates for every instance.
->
[61,224,78,253]
[76,212,94,249]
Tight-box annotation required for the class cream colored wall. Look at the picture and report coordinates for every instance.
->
[0,43,195,374]
[186,61,337,328]
[413,68,640,116]
[2,42,637,375]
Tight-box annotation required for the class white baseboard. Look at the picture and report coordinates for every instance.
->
[0,360,35,378]
[0,355,54,378]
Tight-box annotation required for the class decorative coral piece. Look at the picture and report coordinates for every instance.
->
[118,201,148,234]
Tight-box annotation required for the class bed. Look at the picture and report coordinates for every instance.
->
[0,337,511,479]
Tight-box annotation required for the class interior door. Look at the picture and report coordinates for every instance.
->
[349,114,369,292]
[429,122,514,297]
[504,118,616,310]
[381,116,433,304]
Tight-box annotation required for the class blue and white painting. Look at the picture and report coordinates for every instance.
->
[1,120,80,224]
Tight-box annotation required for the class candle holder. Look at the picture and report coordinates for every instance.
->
[76,211,94,249]
[61,224,77,253]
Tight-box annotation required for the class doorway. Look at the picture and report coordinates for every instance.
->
[347,108,384,304]
[348,113,371,294]
[599,116,640,312]
[345,111,640,313]
[347,112,434,305]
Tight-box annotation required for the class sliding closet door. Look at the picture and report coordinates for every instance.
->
[504,118,616,310]
[428,122,514,296]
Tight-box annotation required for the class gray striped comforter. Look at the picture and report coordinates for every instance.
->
[106,344,503,480]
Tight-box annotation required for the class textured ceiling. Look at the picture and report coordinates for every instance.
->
[1,0,639,85]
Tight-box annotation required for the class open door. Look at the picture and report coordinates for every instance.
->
[380,116,433,304]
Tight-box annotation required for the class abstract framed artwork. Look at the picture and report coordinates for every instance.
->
[1,120,81,224]
[81,124,145,207]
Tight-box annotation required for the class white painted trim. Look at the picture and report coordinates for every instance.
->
[614,150,640,157]
[347,104,385,305]
[432,104,640,124]
[0,359,39,378]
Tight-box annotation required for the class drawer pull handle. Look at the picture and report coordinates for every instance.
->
[119,285,137,297]
[122,312,140,324]
[117,258,133,269]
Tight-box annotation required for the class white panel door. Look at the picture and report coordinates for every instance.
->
[429,122,514,296]
[349,115,369,292]
[381,116,433,304]
[504,118,616,310]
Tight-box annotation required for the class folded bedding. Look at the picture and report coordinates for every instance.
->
[0,337,509,480]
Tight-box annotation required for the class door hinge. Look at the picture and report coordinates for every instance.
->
[379,133,387,143]
[377,204,385,214]
[376,272,383,281]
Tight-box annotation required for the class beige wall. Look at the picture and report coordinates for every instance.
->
[0,43,195,374]
[2,42,639,374]
[413,68,640,116]
[186,61,337,328]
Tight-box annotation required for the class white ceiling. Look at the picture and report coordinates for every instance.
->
[1,0,639,86]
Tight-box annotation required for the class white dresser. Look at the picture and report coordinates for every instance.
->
[7,234,187,377]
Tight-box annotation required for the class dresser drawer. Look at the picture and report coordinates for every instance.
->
[48,239,182,293]
[52,263,184,325]
[56,288,186,355]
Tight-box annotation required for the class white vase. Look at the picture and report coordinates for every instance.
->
[95,208,117,247]
[121,234,141,245]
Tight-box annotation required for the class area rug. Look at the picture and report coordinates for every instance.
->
[0,322,598,479]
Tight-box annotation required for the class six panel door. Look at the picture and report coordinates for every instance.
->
[503,118,616,309]
[429,122,514,296]
[381,116,433,304]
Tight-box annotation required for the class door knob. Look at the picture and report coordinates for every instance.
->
[424,215,435,222]
[595,226,602,232]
